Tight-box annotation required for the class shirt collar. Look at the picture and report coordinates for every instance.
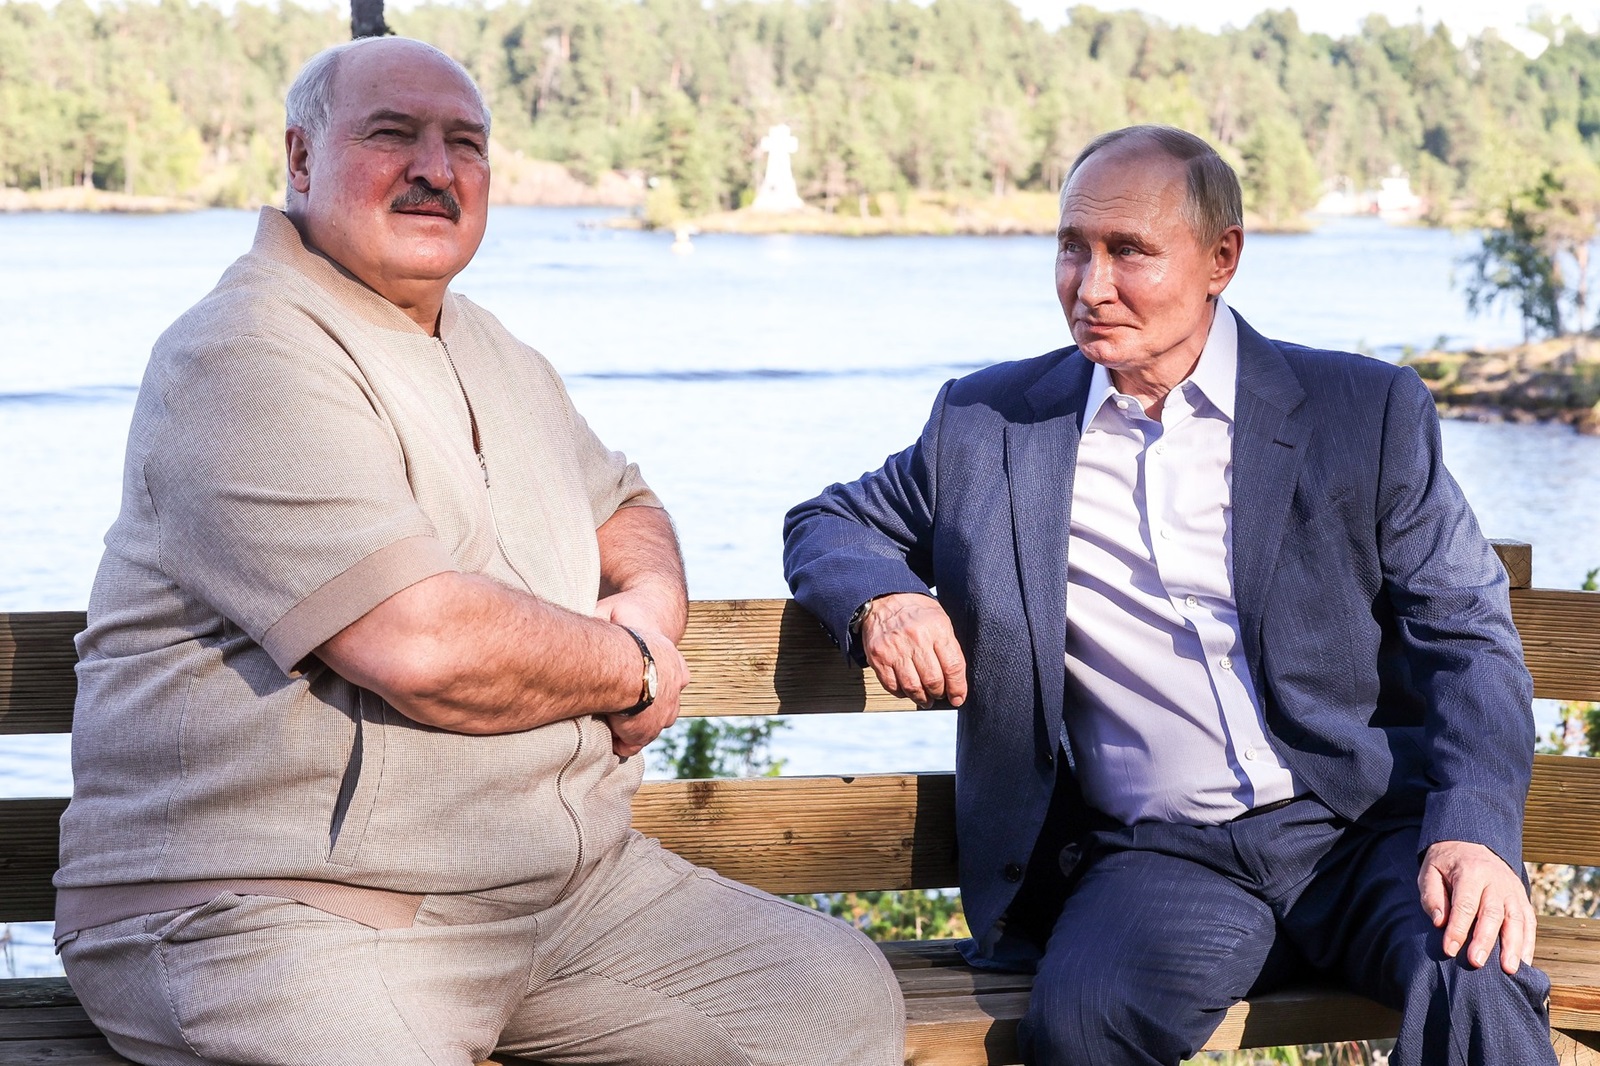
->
[1078,296,1239,431]
[251,206,458,339]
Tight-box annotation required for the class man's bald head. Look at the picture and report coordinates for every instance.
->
[1064,125,1241,248]
[285,37,491,152]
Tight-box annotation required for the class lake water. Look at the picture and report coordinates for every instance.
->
[3,208,1599,975]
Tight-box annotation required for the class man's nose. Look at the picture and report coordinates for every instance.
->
[406,130,454,190]
[1078,251,1116,305]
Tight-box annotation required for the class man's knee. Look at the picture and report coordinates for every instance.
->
[1021,959,1211,1066]
[758,905,905,1065]
[1402,938,1551,1018]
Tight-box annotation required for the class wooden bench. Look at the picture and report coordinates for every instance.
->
[4,540,1600,1064]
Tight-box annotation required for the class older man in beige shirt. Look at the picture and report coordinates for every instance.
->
[55,35,902,1066]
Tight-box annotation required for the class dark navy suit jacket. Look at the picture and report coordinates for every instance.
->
[783,310,1535,968]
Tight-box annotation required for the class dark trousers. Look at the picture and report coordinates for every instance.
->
[1016,796,1556,1066]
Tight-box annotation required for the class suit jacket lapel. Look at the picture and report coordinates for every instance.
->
[1008,353,1094,759]
[1230,312,1311,684]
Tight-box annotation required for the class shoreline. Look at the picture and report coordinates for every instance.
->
[614,192,1319,238]
[3,181,1316,235]
[1403,336,1600,435]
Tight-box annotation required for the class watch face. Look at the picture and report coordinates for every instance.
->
[644,660,659,702]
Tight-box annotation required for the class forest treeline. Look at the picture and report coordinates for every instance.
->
[7,0,1600,223]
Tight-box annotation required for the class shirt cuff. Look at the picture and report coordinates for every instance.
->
[261,534,458,675]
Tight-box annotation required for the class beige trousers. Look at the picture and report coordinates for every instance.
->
[60,833,905,1066]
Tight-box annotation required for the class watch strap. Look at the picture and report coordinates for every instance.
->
[617,625,656,716]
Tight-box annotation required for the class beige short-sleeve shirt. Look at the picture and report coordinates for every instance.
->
[59,209,657,898]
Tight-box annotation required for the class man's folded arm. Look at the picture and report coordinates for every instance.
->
[316,570,665,735]
[595,504,688,643]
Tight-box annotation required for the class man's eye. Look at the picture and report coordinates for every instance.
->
[1116,245,1141,257]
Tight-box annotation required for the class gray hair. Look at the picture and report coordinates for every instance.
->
[1065,125,1241,246]
[285,37,492,149]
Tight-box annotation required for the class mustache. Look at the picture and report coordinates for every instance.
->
[390,184,461,222]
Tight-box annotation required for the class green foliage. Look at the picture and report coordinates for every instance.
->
[1184,1044,1393,1065]
[1463,161,1600,340]
[1464,190,1564,341]
[798,888,968,941]
[1238,114,1321,228]
[653,716,788,779]
[7,0,1600,218]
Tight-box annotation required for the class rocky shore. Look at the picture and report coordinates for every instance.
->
[1402,336,1600,435]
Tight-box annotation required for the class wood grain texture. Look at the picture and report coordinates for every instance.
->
[0,979,80,1010]
[0,602,915,735]
[632,773,957,894]
[0,797,71,922]
[1514,589,1600,703]
[0,537,1563,735]
[1527,757,1600,866]
[1555,1031,1600,1061]
[0,612,80,735]
[5,757,1600,922]
[1493,539,1534,589]
[9,758,1600,922]
[0,1039,134,1065]
[675,599,914,717]
[1202,987,1401,1049]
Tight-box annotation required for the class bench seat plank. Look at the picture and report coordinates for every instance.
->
[6,928,1600,1061]
[0,1038,131,1065]
[0,1004,102,1040]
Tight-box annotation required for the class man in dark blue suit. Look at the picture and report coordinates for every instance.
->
[782,125,1556,1065]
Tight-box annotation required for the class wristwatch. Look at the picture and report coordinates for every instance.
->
[617,625,658,716]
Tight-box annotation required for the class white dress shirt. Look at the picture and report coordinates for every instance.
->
[1064,298,1299,825]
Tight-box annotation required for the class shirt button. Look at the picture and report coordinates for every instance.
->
[1185,595,1199,608]
[1159,527,1173,540]
[1003,862,1025,883]
[1154,442,1167,454]
[1243,747,1257,761]
[1219,656,1233,670]
[1115,398,1131,411]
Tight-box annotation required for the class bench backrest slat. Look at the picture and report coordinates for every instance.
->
[0,600,917,736]
[3,543,1593,736]
[4,755,1597,924]
[1512,588,1600,704]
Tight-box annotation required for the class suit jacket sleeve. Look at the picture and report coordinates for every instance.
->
[782,382,952,662]
[1376,368,1534,872]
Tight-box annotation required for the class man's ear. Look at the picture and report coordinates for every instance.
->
[1207,224,1244,297]
[286,127,313,196]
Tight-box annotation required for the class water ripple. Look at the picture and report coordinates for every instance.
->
[0,385,139,406]
[568,359,992,383]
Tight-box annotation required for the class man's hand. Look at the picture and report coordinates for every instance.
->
[858,593,968,709]
[597,587,684,644]
[604,628,690,759]
[1419,839,1536,974]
